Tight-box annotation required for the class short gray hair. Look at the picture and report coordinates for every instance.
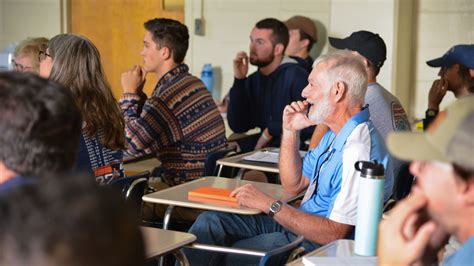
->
[313,50,368,108]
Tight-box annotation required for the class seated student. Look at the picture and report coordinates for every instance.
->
[227,18,312,152]
[12,37,48,73]
[40,34,126,185]
[378,96,474,266]
[120,18,227,186]
[0,175,145,266]
[0,72,81,193]
[423,44,474,129]
[184,51,394,265]
[284,15,318,73]
[310,31,410,184]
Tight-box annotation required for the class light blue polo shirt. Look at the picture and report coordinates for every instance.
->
[444,236,474,266]
[299,107,393,225]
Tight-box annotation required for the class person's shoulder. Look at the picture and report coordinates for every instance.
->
[277,61,308,79]
[444,237,474,266]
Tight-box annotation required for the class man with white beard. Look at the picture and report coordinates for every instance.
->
[184,51,393,265]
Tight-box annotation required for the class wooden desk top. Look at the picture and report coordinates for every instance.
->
[141,226,196,259]
[142,176,288,215]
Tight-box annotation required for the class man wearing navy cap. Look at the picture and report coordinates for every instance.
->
[323,30,411,181]
[424,44,474,129]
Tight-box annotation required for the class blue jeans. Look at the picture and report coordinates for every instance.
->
[184,211,320,266]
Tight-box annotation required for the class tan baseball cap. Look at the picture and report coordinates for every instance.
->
[285,16,317,42]
[387,96,474,172]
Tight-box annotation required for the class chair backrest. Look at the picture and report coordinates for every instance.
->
[203,146,237,176]
[110,171,150,211]
[259,235,305,266]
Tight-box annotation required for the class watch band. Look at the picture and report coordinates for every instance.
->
[268,200,283,218]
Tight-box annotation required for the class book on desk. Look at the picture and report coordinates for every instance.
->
[188,186,239,207]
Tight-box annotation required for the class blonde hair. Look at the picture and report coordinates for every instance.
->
[14,37,49,73]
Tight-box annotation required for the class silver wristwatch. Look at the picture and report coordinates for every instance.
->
[268,200,283,218]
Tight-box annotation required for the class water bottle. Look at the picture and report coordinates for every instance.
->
[354,160,385,256]
[200,63,213,93]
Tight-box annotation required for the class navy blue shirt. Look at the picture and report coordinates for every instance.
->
[228,59,313,148]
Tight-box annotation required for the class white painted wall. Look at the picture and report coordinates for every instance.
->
[1,0,472,121]
[185,0,332,101]
[185,0,473,121]
[0,0,62,50]
[412,0,474,118]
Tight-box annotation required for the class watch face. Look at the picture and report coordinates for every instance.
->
[270,201,282,213]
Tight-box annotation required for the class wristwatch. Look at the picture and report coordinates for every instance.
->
[268,200,283,218]
[426,108,438,118]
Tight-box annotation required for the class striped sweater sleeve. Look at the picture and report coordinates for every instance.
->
[120,92,177,156]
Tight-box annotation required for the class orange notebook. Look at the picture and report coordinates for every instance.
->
[188,187,237,202]
[188,195,239,207]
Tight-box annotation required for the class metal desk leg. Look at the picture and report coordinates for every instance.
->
[173,249,190,266]
[163,205,174,230]
[159,205,175,266]
[217,164,224,177]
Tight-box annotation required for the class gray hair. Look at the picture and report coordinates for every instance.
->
[313,50,368,108]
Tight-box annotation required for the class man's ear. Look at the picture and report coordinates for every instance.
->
[301,39,310,50]
[274,43,285,56]
[161,46,172,61]
[333,81,346,102]
[460,176,474,206]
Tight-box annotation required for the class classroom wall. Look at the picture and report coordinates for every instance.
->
[185,0,474,120]
[1,0,472,120]
[0,0,63,50]
[412,0,474,118]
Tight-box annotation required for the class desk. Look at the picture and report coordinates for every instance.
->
[215,149,280,176]
[142,176,293,229]
[124,156,160,177]
[141,226,196,264]
[288,239,377,265]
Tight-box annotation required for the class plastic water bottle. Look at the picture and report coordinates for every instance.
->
[354,160,385,256]
[200,64,213,93]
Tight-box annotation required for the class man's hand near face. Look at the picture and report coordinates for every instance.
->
[283,101,316,133]
[378,188,448,265]
[428,78,448,111]
[233,51,249,79]
[121,65,147,94]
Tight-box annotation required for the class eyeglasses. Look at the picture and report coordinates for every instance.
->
[11,59,34,72]
[38,51,51,62]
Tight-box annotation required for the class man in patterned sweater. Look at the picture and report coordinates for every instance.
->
[120,18,227,186]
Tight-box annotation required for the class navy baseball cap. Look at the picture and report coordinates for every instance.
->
[329,30,387,69]
[426,44,474,68]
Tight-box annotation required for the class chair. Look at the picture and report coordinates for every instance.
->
[110,171,150,215]
[203,145,237,176]
[185,235,305,266]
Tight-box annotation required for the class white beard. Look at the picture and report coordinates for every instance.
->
[308,95,333,124]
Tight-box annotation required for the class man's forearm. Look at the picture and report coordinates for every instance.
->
[274,204,353,245]
[279,129,306,194]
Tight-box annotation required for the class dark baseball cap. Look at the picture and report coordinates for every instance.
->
[426,44,474,68]
[329,30,387,69]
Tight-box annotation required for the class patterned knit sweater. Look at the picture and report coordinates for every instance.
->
[120,64,227,186]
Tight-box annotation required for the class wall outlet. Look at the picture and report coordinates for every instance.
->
[195,18,204,36]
